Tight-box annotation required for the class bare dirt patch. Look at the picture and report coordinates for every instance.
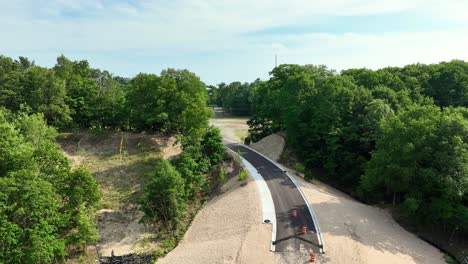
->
[210,117,249,144]
[297,177,445,264]
[249,133,285,161]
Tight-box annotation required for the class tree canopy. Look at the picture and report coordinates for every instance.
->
[0,109,100,263]
[244,62,468,238]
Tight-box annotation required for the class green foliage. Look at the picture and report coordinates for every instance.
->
[154,248,166,257]
[1,55,211,133]
[22,66,72,127]
[361,105,467,227]
[174,150,209,199]
[0,171,66,263]
[219,167,227,184]
[0,109,100,262]
[248,63,468,236]
[127,69,210,134]
[200,126,225,167]
[238,168,248,181]
[140,159,186,230]
[161,238,177,250]
[208,80,261,116]
[293,162,305,173]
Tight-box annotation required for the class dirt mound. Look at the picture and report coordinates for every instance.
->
[249,133,285,161]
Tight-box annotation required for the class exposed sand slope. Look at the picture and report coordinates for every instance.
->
[249,133,285,161]
[159,176,280,264]
[59,132,181,257]
[297,177,445,264]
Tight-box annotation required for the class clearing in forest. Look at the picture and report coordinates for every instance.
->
[58,132,181,262]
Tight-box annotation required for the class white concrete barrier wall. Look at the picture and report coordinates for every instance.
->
[227,148,277,251]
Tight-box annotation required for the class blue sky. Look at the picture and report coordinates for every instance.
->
[1,0,467,85]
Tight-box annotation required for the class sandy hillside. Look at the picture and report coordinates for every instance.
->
[296,177,445,264]
[59,132,181,258]
[159,172,281,264]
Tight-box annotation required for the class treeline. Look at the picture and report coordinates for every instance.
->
[0,54,225,262]
[219,62,467,238]
[207,80,263,116]
[0,110,100,263]
[0,55,211,133]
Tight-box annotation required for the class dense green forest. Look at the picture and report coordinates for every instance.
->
[0,54,224,263]
[207,80,262,116]
[210,61,468,239]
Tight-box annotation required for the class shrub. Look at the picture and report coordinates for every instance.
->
[293,162,305,172]
[140,159,186,230]
[219,166,226,184]
[238,168,248,181]
[154,248,166,257]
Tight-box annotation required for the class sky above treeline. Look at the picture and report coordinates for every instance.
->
[1,0,468,85]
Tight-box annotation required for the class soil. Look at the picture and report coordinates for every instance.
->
[249,133,285,161]
[209,116,249,144]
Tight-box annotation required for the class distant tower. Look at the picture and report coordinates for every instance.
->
[275,54,278,68]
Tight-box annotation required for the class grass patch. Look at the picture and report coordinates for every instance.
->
[234,128,248,142]
[293,162,305,173]
[238,168,248,181]
[74,149,86,156]
[219,167,226,184]
[161,238,176,250]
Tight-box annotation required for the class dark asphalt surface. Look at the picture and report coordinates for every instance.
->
[228,144,321,252]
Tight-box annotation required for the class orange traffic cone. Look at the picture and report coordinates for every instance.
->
[310,252,316,262]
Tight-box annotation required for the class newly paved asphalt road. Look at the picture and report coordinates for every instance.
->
[228,144,322,252]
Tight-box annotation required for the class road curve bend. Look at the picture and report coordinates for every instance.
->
[227,144,324,253]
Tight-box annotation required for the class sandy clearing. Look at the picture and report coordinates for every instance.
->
[59,133,182,258]
[210,117,249,144]
[159,175,281,264]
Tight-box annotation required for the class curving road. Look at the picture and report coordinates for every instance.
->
[227,144,323,253]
